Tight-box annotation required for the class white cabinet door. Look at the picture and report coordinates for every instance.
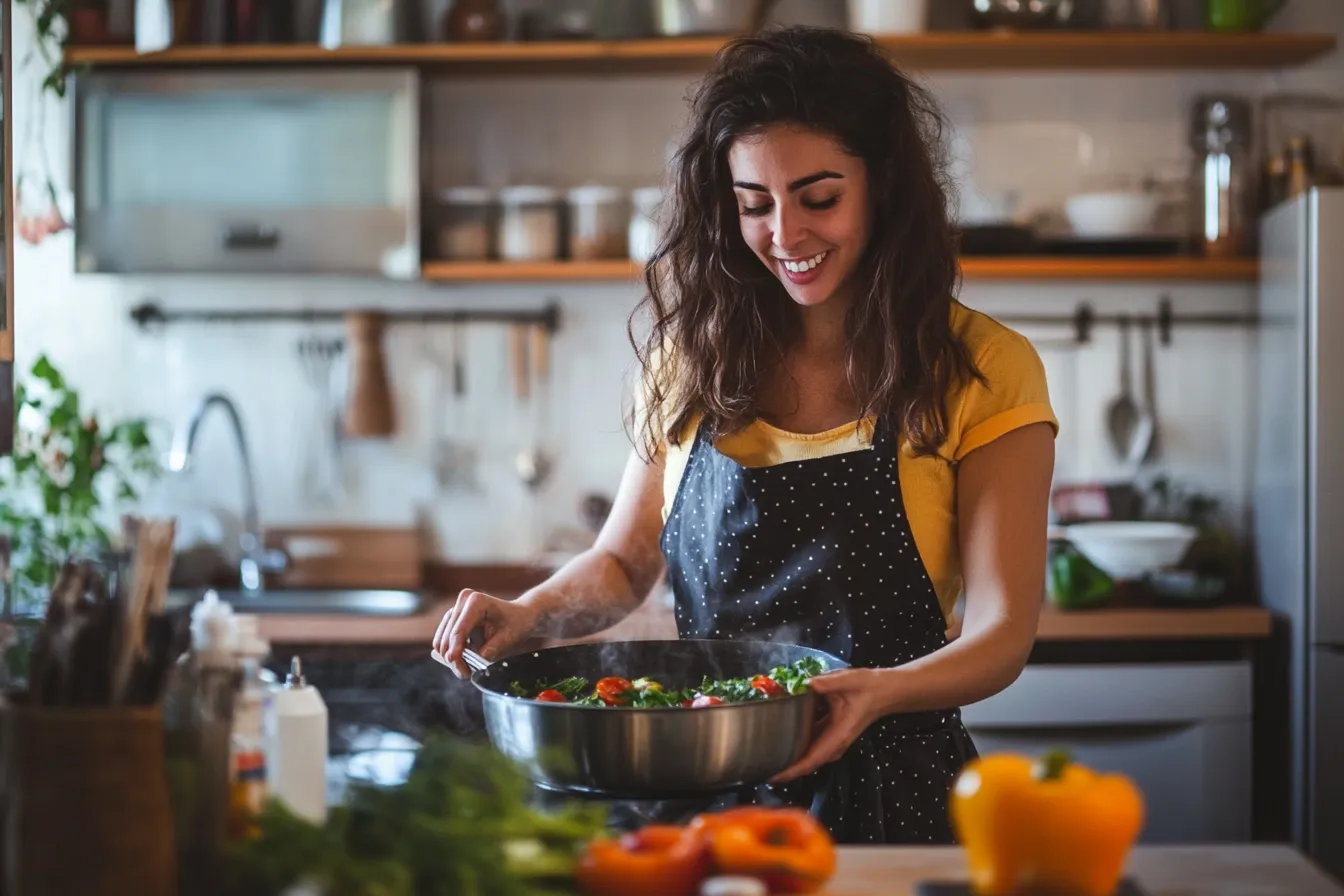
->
[962,662,1253,844]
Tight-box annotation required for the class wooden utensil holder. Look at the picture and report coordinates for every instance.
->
[0,701,177,896]
[344,310,396,438]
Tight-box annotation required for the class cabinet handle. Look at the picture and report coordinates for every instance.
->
[223,224,281,251]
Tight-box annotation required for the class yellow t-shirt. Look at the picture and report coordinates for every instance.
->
[653,302,1058,622]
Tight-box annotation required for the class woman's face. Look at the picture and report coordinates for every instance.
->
[728,124,871,309]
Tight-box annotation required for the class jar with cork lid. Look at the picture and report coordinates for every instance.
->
[566,184,628,260]
[436,186,495,261]
[498,185,562,262]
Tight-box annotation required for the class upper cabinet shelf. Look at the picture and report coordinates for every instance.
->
[65,32,1337,74]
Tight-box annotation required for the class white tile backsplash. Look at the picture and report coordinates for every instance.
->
[8,3,1342,561]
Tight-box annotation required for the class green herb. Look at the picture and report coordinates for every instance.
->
[508,676,589,701]
[217,735,608,896]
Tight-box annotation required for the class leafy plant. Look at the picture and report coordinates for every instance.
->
[218,735,610,896]
[15,0,75,99]
[0,354,160,625]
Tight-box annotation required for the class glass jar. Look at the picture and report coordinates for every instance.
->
[436,187,494,262]
[497,186,562,262]
[628,186,663,263]
[566,185,627,260]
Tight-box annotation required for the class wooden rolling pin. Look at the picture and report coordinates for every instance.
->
[344,311,396,438]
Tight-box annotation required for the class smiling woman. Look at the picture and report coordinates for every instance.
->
[435,26,1058,846]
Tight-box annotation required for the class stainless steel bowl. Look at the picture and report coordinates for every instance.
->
[969,0,1074,29]
[470,639,846,798]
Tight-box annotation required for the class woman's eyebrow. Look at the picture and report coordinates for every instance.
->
[732,170,845,193]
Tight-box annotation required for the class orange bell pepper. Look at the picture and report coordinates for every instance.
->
[690,807,837,894]
[949,749,1145,896]
[575,824,712,896]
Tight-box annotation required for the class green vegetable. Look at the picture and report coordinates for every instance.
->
[509,657,828,707]
[1047,544,1114,610]
[217,734,608,896]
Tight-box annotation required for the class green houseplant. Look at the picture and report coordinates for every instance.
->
[0,354,161,677]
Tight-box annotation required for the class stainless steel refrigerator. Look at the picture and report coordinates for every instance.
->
[1254,186,1344,879]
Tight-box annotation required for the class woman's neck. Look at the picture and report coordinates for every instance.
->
[794,293,851,362]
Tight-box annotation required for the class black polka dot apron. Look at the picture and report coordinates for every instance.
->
[658,416,978,844]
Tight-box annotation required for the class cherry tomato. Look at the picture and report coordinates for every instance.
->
[690,695,724,708]
[595,676,634,706]
[751,675,786,698]
[535,689,567,703]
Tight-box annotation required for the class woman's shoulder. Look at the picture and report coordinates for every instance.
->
[949,301,1037,361]
[943,301,1058,462]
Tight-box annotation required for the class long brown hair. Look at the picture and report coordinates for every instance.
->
[629,26,982,460]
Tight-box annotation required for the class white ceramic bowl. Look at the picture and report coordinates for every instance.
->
[1063,521,1198,582]
[1064,191,1162,238]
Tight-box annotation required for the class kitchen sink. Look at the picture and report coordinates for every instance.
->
[167,588,427,617]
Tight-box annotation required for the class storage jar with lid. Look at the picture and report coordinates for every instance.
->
[566,185,628,260]
[1188,94,1253,257]
[437,186,494,261]
[498,186,562,262]
[628,186,663,263]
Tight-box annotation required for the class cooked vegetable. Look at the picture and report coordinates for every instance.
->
[509,657,828,709]
[949,749,1145,896]
[575,824,712,896]
[535,689,567,703]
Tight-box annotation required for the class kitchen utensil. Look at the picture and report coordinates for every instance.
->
[1064,191,1162,238]
[847,0,927,33]
[969,0,1073,30]
[434,638,848,797]
[514,323,555,493]
[1138,318,1161,463]
[297,335,345,505]
[1063,521,1198,581]
[1104,316,1154,467]
[343,311,395,438]
[426,324,479,492]
[652,0,778,36]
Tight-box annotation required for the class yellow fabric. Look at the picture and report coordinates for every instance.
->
[654,302,1058,621]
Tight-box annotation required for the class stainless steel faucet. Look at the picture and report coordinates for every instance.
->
[169,393,286,595]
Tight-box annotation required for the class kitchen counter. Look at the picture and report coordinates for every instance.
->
[256,593,1272,646]
[824,844,1342,895]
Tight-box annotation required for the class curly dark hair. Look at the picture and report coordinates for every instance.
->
[629,25,982,461]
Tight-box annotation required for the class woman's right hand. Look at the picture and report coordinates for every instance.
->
[432,589,543,679]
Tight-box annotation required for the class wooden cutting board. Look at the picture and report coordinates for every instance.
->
[263,526,421,590]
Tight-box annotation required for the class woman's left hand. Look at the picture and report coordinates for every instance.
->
[769,668,892,783]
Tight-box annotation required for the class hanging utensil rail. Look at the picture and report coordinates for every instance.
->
[129,300,562,333]
[998,295,1257,346]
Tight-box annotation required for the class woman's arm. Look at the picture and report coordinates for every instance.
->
[516,445,670,639]
[879,419,1055,709]
[434,444,669,673]
[772,421,1054,781]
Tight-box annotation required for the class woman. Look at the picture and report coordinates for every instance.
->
[434,26,1057,844]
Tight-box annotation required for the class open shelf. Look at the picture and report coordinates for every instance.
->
[421,257,1259,284]
[65,31,1336,73]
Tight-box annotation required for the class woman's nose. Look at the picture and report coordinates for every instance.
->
[771,205,808,252]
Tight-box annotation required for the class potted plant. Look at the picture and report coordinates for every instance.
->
[0,354,161,681]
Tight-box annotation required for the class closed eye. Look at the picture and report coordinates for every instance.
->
[740,196,839,217]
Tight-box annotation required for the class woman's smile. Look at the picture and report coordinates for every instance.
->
[776,250,831,285]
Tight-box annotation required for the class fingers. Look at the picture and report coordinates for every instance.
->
[770,707,861,783]
[438,589,486,679]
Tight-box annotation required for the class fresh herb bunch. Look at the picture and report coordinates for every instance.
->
[509,656,828,707]
[218,735,609,896]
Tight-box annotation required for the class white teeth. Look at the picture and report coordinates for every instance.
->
[783,251,827,273]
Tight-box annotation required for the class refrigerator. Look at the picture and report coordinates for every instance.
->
[1254,187,1344,879]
